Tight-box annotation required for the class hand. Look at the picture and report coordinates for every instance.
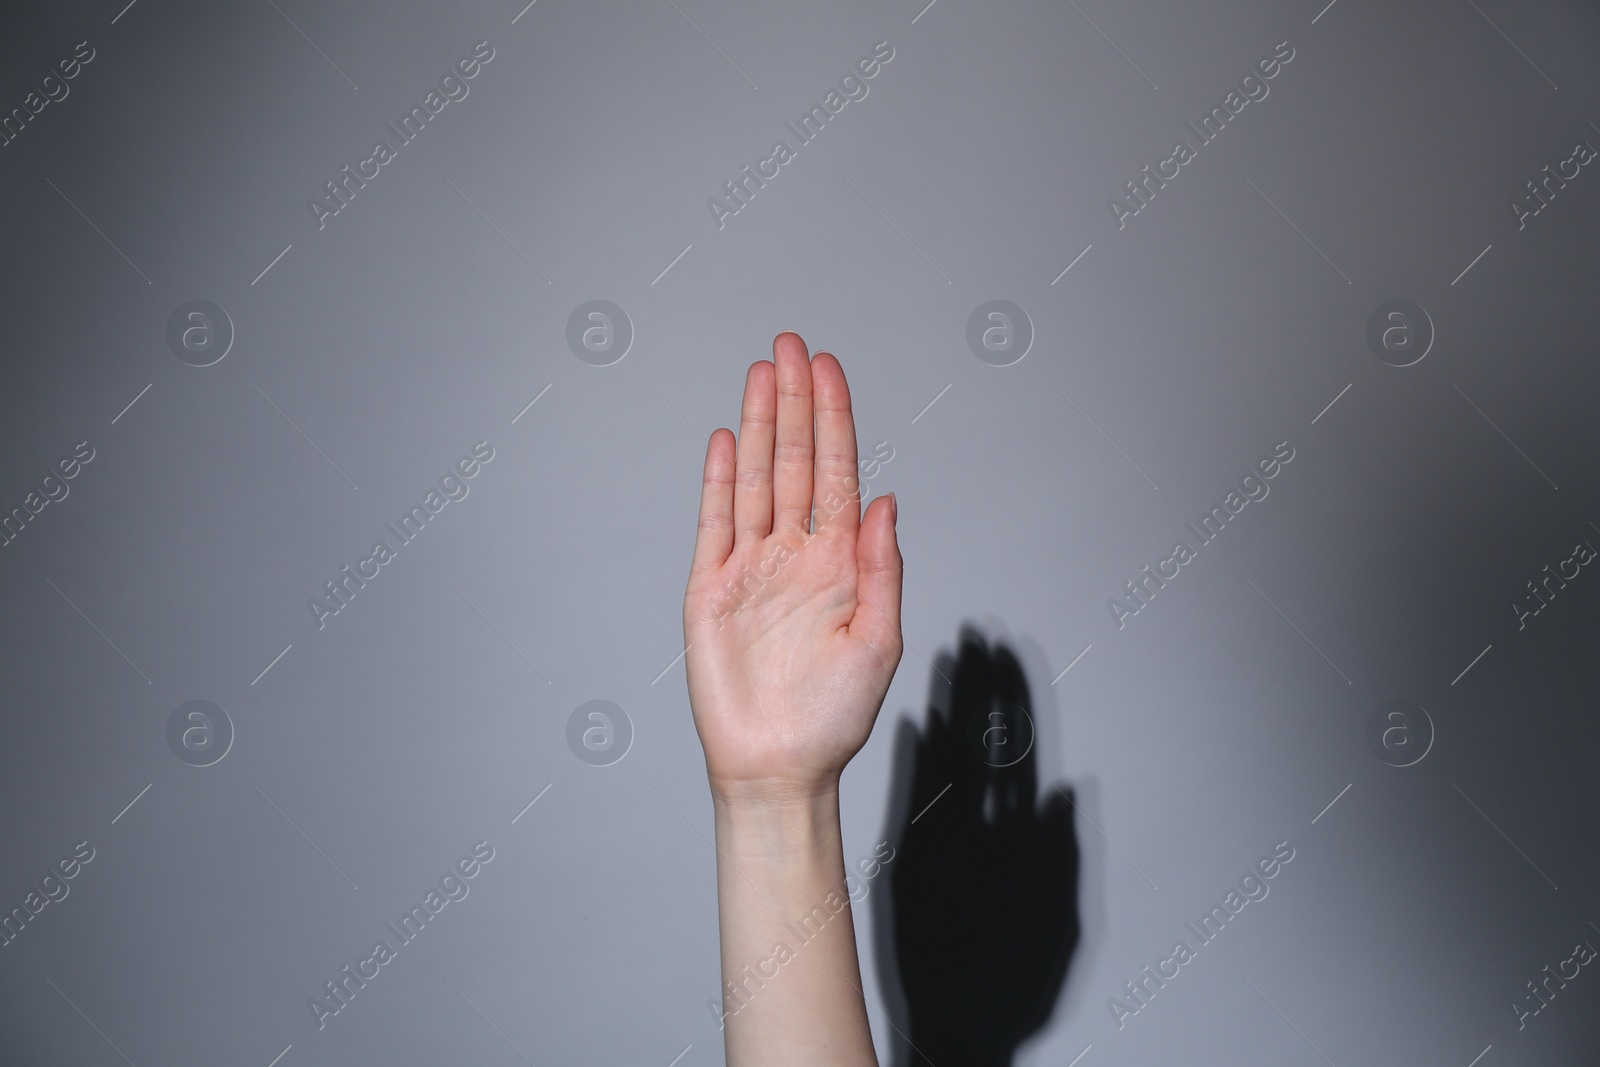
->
[683,332,904,804]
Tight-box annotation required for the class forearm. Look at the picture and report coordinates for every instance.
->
[712,786,878,1067]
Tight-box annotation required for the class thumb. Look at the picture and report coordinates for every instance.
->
[851,492,903,665]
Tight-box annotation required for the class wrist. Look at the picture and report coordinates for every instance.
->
[712,781,844,866]
[709,772,841,810]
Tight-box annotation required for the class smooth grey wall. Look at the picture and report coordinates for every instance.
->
[2,0,1598,1064]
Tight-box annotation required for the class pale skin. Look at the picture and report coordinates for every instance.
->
[683,331,904,1066]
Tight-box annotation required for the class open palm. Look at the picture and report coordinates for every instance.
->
[683,332,903,801]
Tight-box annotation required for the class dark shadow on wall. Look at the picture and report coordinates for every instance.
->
[869,625,1081,1067]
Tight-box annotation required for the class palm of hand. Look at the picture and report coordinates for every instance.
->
[682,333,903,799]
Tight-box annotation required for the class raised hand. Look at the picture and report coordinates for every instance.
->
[684,332,903,1067]
[683,331,903,804]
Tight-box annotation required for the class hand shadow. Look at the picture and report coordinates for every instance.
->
[869,625,1080,1067]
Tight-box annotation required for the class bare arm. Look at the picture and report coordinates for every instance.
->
[683,332,903,1066]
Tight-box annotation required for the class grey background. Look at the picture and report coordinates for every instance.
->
[2,0,1599,1063]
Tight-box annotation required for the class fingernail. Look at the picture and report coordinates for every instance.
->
[888,492,897,522]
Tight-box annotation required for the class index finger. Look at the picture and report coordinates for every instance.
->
[810,351,860,538]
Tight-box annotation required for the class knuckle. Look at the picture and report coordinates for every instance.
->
[773,440,813,465]
[819,450,860,476]
[735,465,771,490]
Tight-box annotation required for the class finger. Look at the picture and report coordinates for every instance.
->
[851,492,903,665]
[733,360,776,544]
[771,332,815,535]
[811,351,860,538]
[690,427,737,574]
